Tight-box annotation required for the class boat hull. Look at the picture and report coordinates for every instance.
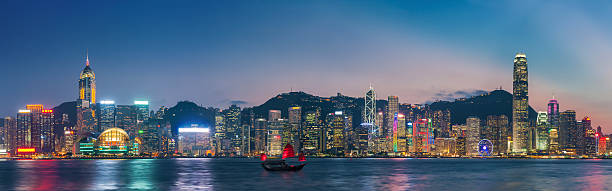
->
[261,163,306,171]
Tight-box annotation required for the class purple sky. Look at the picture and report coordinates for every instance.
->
[1,1,611,132]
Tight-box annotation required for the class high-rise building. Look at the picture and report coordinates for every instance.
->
[254,118,267,154]
[267,118,287,156]
[78,54,96,105]
[386,96,398,153]
[134,101,150,122]
[559,110,576,151]
[224,105,241,155]
[99,100,116,131]
[16,110,33,154]
[14,107,55,154]
[288,106,301,151]
[486,115,509,155]
[268,110,281,122]
[396,113,407,154]
[116,105,137,138]
[326,111,347,157]
[364,86,377,154]
[547,98,560,153]
[466,117,481,156]
[512,53,529,154]
[535,112,549,152]
[0,119,7,155]
[302,109,322,155]
[213,114,226,155]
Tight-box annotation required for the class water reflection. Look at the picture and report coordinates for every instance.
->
[2,159,612,190]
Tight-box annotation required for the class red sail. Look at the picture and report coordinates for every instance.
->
[282,144,295,159]
[298,153,306,161]
[260,153,267,161]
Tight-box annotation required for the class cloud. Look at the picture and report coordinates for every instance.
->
[218,99,248,106]
[425,89,489,104]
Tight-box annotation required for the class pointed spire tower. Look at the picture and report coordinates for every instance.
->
[79,50,96,105]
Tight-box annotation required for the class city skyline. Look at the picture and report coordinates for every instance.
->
[1,0,611,131]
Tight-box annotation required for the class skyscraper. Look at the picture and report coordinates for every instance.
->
[302,109,322,155]
[99,100,116,132]
[78,54,96,105]
[559,110,576,151]
[254,118,267,154]
[547,98,560,153]
[268,110,281,122]
[512,53,528,154]
[364,86,377,153]
[486,115,509,155]
[223,105,241,154]
[116,105,137,138]
[466,117,481,156]
[288,106,301,151]
[386,96,398,153]
[536,112,549,152]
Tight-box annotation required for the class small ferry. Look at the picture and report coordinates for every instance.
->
[261,144,306,171]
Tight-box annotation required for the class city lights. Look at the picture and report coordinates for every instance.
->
[134,100,149,105]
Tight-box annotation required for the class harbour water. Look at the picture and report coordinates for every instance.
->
[0,158,611,190]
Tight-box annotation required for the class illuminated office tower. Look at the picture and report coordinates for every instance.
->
[268,110,281,122]
[78,54,96,105]
[413,118,434,153]
[547,98,560,153]
[355,123,369,156]
[302,109,322,155]
[133,100,150,142]
[577,116,591,155]
[536,112,549,152]
[386,96,399,152]
[0,119,7,155]
[326,111,347,156]
[267,119,287,156]
[254,118,267,154]
[224,105,241,154]
[134,101,150,121]
[559,110,576,151]
[116,105,137,138]
[364,86,377,153]
[486,115,509,155]
[431,110,451,138]
[213,114,226,155]
[396,114,407,153]
[375,111,385,153]
[178,124,211,156]
[288,106,301,151]
[512,53,528,154]
[39,109,55,154]
[466,117,481,156]
[15,110,33,154]
[99,100,116,131]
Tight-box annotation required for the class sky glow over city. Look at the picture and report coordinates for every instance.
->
[1,0,611,131]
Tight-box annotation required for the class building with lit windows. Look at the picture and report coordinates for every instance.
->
[536,112,549,152]
[223,105,241,155]
[267,119,286,156]
[99,100,116,131]
[547,98,560,153]
[559,110,576,151]
[512,53,528,154]
[254,118,267,154]
[288,106,301,151]
[466,117,481,156]
[386,96,399,153]
[116,105,137,138]
[302,109,322,155]
[178,124,211,156]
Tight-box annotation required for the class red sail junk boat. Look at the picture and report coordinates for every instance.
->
[261,144,306,171]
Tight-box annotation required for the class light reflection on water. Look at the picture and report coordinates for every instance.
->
[1,159,612,190]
